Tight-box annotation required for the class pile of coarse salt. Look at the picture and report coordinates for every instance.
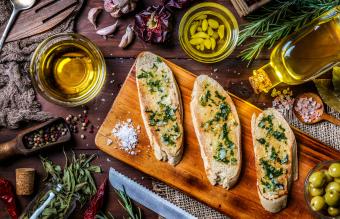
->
[294,97,322,123]
[112,119,140,155]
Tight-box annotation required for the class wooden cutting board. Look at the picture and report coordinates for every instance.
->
[95,54,340,218]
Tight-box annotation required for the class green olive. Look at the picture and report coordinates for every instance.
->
[311,196,326,211]
[335,178,340,183]
[329,163,340,178]
[322,169,334,182]
[328,206,340,216]
[324,190,340,206]
[309,171,326,188]
[326,182,340,193]
[309,185,324,196]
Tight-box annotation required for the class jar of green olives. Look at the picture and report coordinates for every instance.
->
[178,2,239,63]
[305,160,340,218]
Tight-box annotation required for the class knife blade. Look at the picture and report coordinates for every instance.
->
[109,167,196,219]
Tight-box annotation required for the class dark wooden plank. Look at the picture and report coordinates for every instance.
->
[75,0,271,59]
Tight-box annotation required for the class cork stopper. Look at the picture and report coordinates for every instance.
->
[16,168,35,195]
[249,67,273,94]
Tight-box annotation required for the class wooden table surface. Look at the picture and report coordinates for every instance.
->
[0,0,324,218]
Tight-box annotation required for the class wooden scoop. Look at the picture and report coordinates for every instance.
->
[293,92,340,126]
[0,117,71,161]
[0,0,79,43]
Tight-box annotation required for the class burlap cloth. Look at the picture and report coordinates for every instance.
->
[151,107,340,218]
[0,0,83,129]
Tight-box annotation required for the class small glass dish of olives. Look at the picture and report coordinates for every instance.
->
[178,2,239,63]
[305,160,340,218]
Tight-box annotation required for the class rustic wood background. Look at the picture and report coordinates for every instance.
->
[0,0,326,218]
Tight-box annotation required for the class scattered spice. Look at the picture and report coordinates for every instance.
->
[83,178,107,219]
[23,122,68,149]
[294,96,322,123]
[271,87,294,111]
[88,7,103,29]
[135,5,173,44]
[0,177,18,219]
[106,138,113,146]
[112,119,139,155]
[65,108,94,139]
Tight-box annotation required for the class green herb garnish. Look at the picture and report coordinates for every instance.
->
[215,91,226,101]
[260,159,283,179]
[258,115,287,142]
[146,80,162,93]
[116,187,142,219]
[137,69,153,79]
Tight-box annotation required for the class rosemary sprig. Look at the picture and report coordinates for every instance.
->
[96,211,115,219]
[116,187,142,219]
[238,0,339,65]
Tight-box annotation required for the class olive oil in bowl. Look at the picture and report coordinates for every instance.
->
[31,34,106,106]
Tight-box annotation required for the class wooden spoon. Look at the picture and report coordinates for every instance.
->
[293,92,340,126]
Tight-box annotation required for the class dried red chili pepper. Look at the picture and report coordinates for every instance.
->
[0,177,18,219]
[83,178,107,219]
[135,5,173,44]
[163,0,192,9]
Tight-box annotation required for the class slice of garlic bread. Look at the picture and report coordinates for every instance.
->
[251,108,298,213]
[136,52,183,166]
[191,75,241,189]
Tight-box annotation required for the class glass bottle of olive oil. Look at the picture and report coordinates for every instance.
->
[249,6,340,93]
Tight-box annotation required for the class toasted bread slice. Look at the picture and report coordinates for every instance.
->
[136,52,183,166]
[191,75,241,189]
[251,108,298,213]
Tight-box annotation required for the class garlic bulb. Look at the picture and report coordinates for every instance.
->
[104,0,138,18]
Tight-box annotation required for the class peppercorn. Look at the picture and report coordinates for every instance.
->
[23,122,68,149]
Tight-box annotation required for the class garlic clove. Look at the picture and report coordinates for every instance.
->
[88,7,103,29]
[96,21,119,36]
[119,24,135,49]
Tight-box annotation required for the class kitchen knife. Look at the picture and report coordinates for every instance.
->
[109,167,196,219]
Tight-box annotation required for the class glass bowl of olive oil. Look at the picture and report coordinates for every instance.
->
[30,33,106,107]
[179,2,239,63]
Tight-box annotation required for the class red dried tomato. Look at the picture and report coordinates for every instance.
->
[0,177,18,219]
[135,5,173,44]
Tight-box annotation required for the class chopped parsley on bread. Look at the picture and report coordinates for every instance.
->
[251,108,298,213]
[191,75,241,189]
[136,52,184,166]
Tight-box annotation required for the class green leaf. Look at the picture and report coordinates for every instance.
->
[314,79,340,112]
[332,66,340,93]
[88,165,102,173]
